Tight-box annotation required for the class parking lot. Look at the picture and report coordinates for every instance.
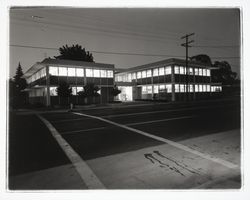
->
[35,99,241,189]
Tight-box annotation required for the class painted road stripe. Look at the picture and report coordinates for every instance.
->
[61,115,195,135]
[73,112,239,170]
[37,115,106,189]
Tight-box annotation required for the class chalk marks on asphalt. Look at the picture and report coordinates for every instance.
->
[73,112,239,170]
[37,114,106,189]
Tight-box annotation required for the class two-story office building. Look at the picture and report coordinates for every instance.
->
[115,58,222,102]
[23,58,115,106]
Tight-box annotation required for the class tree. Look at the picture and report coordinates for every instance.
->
[212,61,237,85]
[14,62,27,91]
[77,83,100,98]
[54,44,94,62]
[190,54,212,65]
[110,85,121,97]
[56,82,72,105]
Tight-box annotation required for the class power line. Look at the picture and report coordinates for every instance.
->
[10,44,240,59]
[193,45,239,48]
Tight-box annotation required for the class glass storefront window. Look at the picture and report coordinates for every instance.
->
[49,66,58,76]
[68,68,76,77]
[94,69,100,77]
[76,68,84,77]
[159,67,164,76]
[153,68,158,76]
[86,69,93,77]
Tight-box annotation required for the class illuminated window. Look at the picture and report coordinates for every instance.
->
[137,71,142,79]
[49,66,58,76]
[153,68,158,76]
[100,70,107,78]
[94,69,100,77]
[180,84,185,92]
[175,84,180,93]
[180,66,185,74]
[147,70,152,77]
[147,85,152,94]
[154,85,159,93]
[86,69,93,77]
[189,68,193,75]
[159,85,165,92]
[203,69,207,76]
[166,84,172,93]
[76,68,83,77]
[199,85,203,92]
[132,73,136,80]
[174,66,180,74]
[199,68,203,76]
[195,68,199,76]
[195,84,199,92]
[203,85,207,92]
[189,84,194,92]
[128,73,132,82]
[142,71,147,78]
[165,66,171,75]
[59,67,67,76]
[207,69,210,76]
[50,87,57,96]
[207,85,210,92]
[142,86,147,94]
[72,87,77,95]
[77,87,84,93]
[68,68,76,77]
[159,67,164,76]
[107,70,113,78]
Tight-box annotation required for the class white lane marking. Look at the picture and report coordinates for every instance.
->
[61,115,195,135]
[37,115,106,189]
[73,112,239,170]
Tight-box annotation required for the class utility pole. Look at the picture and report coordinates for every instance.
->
[181,33,194,101]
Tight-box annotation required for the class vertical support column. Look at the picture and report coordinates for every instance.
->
[45,65,51,107]
[171,65,175,101]
[84,68,87,104]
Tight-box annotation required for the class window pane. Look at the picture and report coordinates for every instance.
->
[180,84,185,92]
[195,84,199,92]
[147,70,152,77]
[166,84,172,93]
[153,68,158,76]
[86,69,93,77]
[107,70,113,78]
[199,85,203,92]
[77,87,84,93]
[50,87,57,96]
[94,69,100,77]
[76,68,84,77]
[154,85,159,93]
[137,71,141,79]
[180,66,185,74]
[175,84,179,93]
[142,86,147,94]
[207,85,210,92]
[174,66,179,74]
[207,69,210,76]
[132,73,136,80]
[68,68,76,77]
[189,84,193,92]
[203,69,207,76]
[59,67,67,76]
[72,87,77,95]
[189,68,193,75]
[203,85,207,92]
[165,66,171,75]
[49,66,58,76]
[100,70,106,78]
[159,84,165,92]
[147,85,152,94]
[195,68,199,75]
[199,68,203,76]
[159,67,164,76]
[142,71,147,78]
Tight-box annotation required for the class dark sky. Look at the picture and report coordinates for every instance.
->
[9,7,240,77]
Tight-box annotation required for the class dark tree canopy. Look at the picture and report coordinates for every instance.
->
[211,61,237,85]
[55,44,94,62]
[56,82,72,97]
[190,54,212,65]
[14,62,27,91]
[110,85,121,97]
[77,83,100,98]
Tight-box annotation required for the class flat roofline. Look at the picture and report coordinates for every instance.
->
[117,58,213,74]
[23,58,115,78]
